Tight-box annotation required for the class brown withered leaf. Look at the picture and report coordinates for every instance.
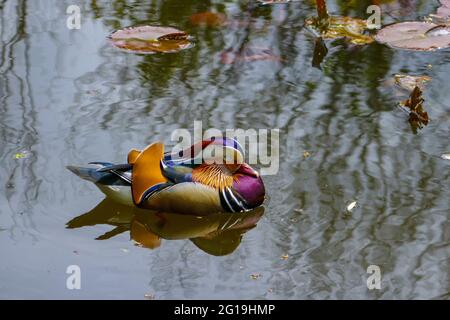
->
[312,37,328,69]
[400,86,429,133]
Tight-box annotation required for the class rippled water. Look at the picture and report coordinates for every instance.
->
[0,0,449,299]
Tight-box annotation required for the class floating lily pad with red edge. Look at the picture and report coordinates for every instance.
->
[305,16,374,45]
[375,22,450,51]
[190,12,227,27]
[109,26,192,54]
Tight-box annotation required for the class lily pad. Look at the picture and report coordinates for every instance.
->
[375,21,450,51]
[109,26,192,54]
[394,74,432,91]
[190,12,227,27]
[305,16,374,45]
[437,0,450,18]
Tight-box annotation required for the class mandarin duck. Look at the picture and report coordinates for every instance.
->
[67,138,265,215]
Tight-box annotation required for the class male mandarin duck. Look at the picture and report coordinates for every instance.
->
[67,137,265,215]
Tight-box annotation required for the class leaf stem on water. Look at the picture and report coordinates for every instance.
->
[316,0,329,21]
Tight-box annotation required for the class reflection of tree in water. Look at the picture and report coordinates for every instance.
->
[84,0,401,106]
[0,0,40,241]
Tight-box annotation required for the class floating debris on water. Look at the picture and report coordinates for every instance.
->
[346,201,357,212]
[250,273,262,280]
[13,151,29,159]
[144,293,155,300]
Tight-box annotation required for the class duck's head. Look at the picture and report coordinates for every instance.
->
[164,137,265,209]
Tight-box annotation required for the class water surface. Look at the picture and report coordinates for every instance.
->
[0,0,449,299]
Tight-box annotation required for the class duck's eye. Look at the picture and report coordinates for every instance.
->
[210,136,216,141]
[178,150,183,157]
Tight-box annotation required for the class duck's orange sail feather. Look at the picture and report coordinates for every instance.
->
[127,148,141,164]
[129,142,168,205]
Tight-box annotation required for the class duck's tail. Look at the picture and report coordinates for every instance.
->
[66,164,110,183]
[67,162,131,186]
[67,163,134,206]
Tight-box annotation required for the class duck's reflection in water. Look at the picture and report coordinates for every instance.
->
[67,199,264,256]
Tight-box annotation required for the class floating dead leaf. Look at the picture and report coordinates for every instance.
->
[305,15,374,45]
[394,74,432,92]
[250,273,262,280]
[281,254,289,260]
[190,12,227,27]
[303,151,311,159]
[400,86,429,133]
[441,153,450,160]
[346,201,357,212]
[220,47,282,64]
[375,22,450,51]
[109,26,192,54]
